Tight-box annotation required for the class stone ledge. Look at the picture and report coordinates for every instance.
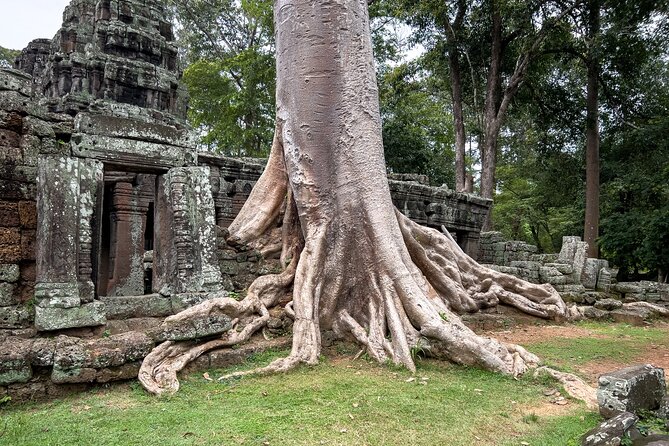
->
[35,302,106,331]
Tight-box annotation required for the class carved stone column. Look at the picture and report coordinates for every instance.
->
[154,167,221,295]
[35,156,106,331]
[104,181,150,297]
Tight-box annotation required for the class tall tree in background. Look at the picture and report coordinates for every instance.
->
[394,0,577,228]
[583,0,601,257]
[169,0,276,156]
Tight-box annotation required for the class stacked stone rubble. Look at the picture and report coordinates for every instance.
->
[479,232,669,309]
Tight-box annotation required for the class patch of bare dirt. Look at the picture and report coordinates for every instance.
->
[489,322,669,384]
[485,324,608,345]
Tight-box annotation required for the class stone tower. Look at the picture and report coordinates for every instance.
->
[16,0,187,118]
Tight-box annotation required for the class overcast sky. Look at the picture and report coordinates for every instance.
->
[0,0,71,50]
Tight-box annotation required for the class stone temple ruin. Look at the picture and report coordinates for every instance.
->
[0,0,496,399]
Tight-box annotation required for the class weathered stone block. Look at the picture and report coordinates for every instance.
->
[96,362,140,383]
[35,301,106,331]
[610,308,653,326]
[23,116,55,139]
[594,298,623,311]
[71,133,193,169]
[34,282,80,308]
[580,306,610,320]
[0,305,32,329]
[583,258,609,290]
[100,294,173,320]
[170,292,216,313]
[74,113,191,147]
[0,263,20,282]
[29,338,56,366]
[0,68,32,96]
[0,282,17,306]
[598,267,619,292]
[0,128,21,148]
[598,365,666,418]
[0,338,32,385]
[0,227,21,263]
[0,110,23,132]
[581,411,638,446]
[614,283,644,294]
[20,229,35,260]
[18,201,36,228]
[0,201,20,226]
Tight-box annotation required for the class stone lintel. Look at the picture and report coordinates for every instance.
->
[74,113,192,147]
[71,133,195,169]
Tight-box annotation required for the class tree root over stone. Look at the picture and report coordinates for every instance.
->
[139,127,570,395]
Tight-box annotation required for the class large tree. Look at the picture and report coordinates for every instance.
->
[140,0,567,395]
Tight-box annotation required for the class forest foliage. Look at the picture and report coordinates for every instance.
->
[170,0,669,280]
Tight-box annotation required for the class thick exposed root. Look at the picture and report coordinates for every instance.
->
[535,366,598,410]
[396,210,567,320]
[139,251,298,395]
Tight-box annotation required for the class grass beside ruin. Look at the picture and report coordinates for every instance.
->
[2,322,667,446]
[526,321,668,370]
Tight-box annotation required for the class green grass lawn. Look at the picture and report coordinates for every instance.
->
[528,321,668,370]
[2,322,667,446]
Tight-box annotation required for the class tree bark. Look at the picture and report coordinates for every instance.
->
[584,0,600,258]
[480,2,503,230]
[139,0,568,396]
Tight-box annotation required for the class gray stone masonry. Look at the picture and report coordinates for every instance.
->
[598,365,667,419]
[480,233,668,310]
[581,411,638,446]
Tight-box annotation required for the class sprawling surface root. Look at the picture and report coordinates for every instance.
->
[139,136,572,394]
[139,261,296,395]
[535,367,598,410]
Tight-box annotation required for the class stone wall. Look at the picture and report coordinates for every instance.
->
[0,68,74,330]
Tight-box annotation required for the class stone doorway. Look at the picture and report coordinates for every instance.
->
[96,170,157,298]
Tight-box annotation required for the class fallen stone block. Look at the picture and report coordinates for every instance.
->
[581,411,638,446]
[610,308,654,326]
[598,365,666,419]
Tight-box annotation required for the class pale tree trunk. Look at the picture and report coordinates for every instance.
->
[139,0,568,396]
[584,0,600,258]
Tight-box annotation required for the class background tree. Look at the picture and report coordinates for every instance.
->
[389,0,579,229]
[169,0,276,156]
[0,46,19,69]
[378,62,455,186]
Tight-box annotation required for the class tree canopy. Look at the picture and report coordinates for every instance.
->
[171,0,669,280]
